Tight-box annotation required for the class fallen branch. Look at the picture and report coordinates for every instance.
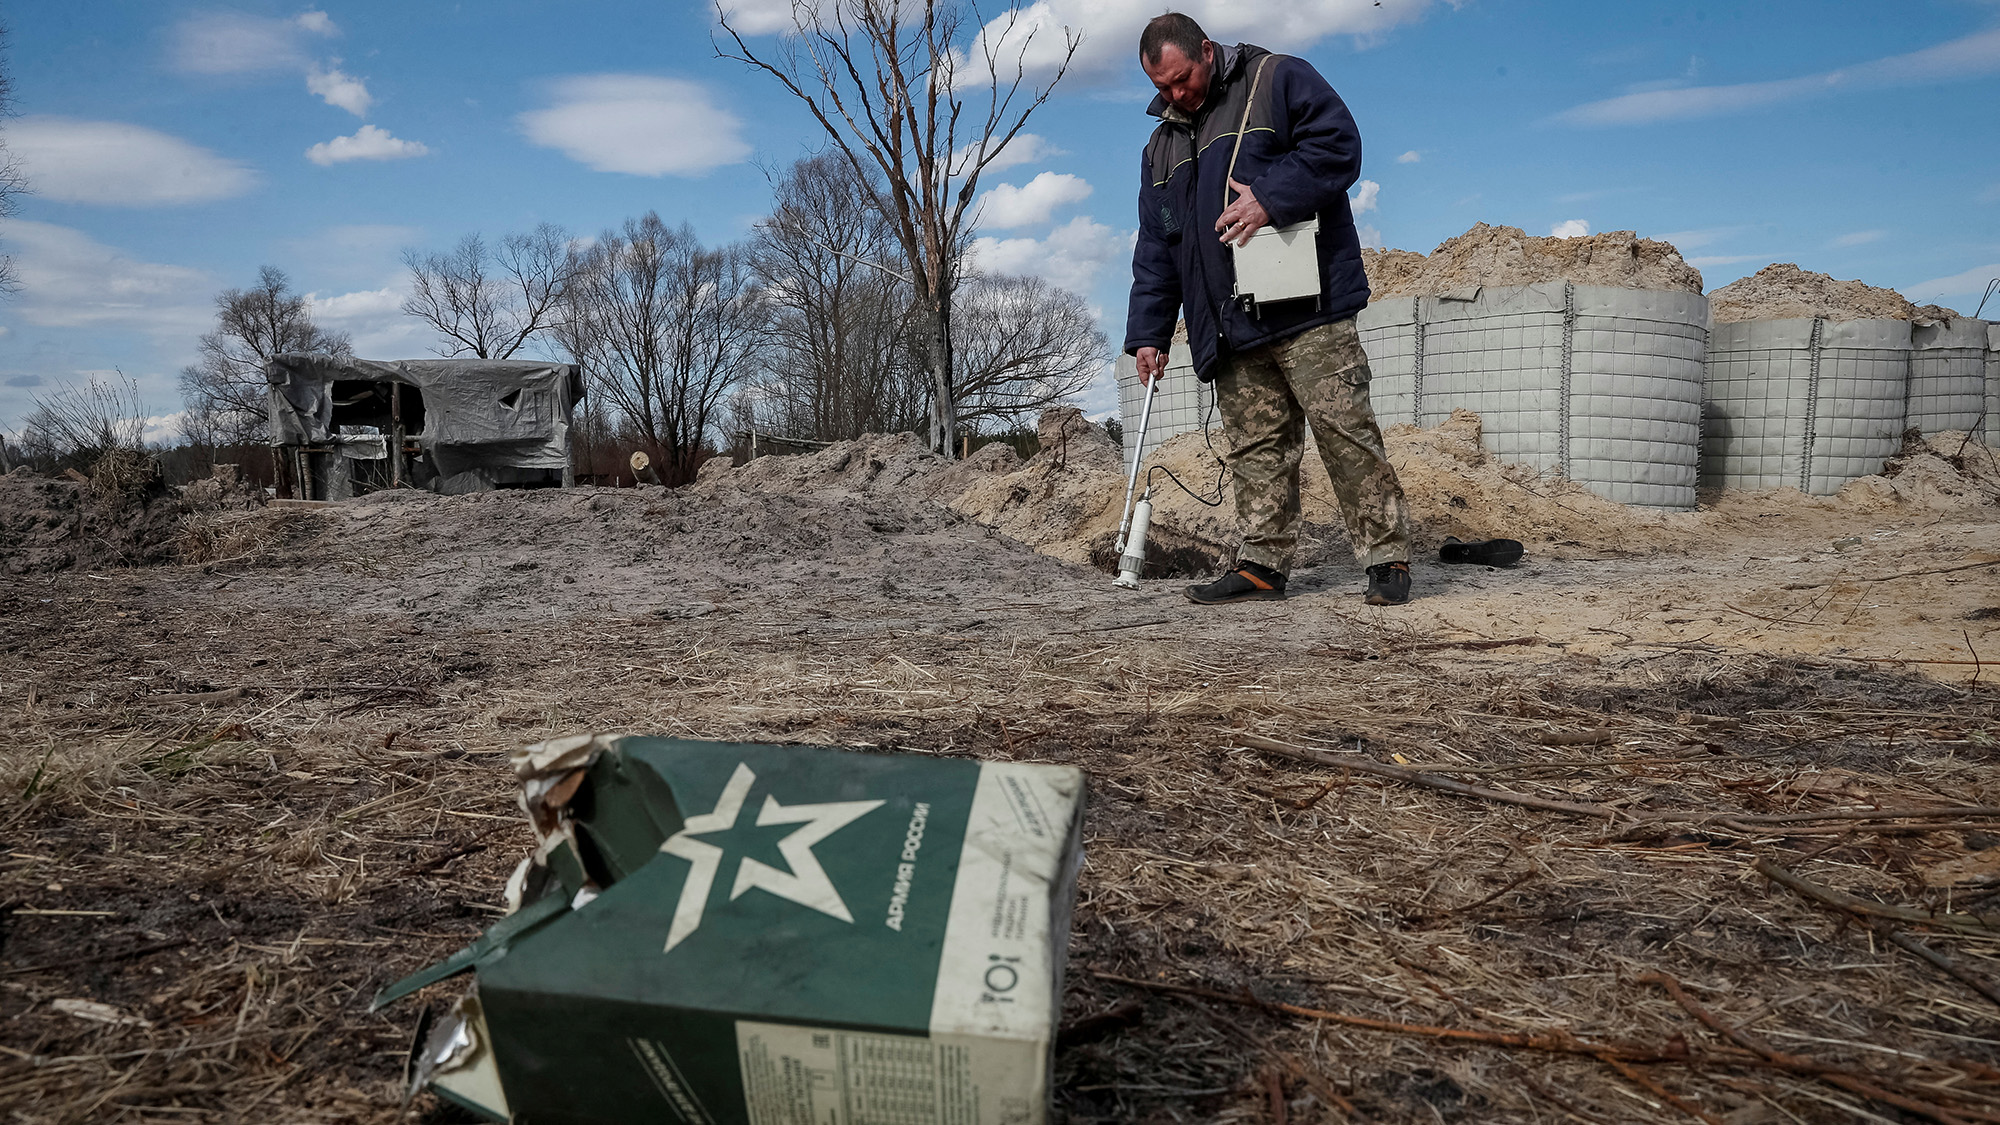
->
[1536,728,1616,746]
[1781,557,2000,590]
[1595,1052,1723,1125]
[1233,734,1621,820]
[1880,927,2000,1011]
[1201,1005,1363,1122]
[146,687,248,705]
[1640,972,1988,1125]
[1736,806,2000,826]
[1754,858,2000,934]
[1408,635,1547,652]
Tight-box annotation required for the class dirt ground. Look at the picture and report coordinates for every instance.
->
[3,422,1999,1124]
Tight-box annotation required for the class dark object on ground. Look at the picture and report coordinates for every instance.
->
[1439,537,1525,567]
[1365,561,1412,605]
[1187,561,1288,604]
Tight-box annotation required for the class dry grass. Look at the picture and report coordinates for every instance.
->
[3,566,1998,1125]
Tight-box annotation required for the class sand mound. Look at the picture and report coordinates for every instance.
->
[1361,248,1427,300]
[1707,263,1957,322]
[0,457,195,575]
[948,408,1714,573]
[1373,224,1702,297]
[1833,430,2000,513]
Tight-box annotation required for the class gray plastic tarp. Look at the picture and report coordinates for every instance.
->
[266,354,583,479]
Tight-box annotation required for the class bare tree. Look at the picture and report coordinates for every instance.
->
[179,266,351,446]
[952,273,1106,431]
[562,214,767,484]
[717,0,1079,458]
[0,22,26,296]
[402,223,575,359]
[748,153,927,441]
[20,372,149,464]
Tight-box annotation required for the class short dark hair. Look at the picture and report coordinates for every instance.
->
[1139,12,1207,67]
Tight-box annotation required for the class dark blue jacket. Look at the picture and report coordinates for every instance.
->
[1123,44,1371,380]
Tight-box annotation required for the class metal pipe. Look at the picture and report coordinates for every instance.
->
[1114,375,1160,557]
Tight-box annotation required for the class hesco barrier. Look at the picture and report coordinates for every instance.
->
[1908,318,1989,435]
[1113,342,1213,468]
[1122,286,1705,509]
[1702,318,1911,496]
[1356,298,1419,427]
[1356,283,1706,509]
[1989,324,2000,446]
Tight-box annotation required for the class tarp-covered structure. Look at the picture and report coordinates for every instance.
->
[266,354,583,498]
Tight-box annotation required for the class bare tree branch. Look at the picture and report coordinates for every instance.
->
[715,0,1080,457]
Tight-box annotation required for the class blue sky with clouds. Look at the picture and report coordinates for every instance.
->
[3,0,1998,441]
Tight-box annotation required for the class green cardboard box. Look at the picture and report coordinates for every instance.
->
[377,735,1086,1124]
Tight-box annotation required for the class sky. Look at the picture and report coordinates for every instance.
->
[3,0,1999,443]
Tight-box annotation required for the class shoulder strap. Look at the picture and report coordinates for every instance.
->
[1224,55,1275,210]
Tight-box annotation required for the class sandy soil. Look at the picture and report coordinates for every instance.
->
[3,423,1999,1124]
[1366,224,1703,297]
[1708,263,1960,323]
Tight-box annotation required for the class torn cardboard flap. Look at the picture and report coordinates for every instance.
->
[377,735,1086,1124]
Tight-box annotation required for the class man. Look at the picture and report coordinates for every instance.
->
[1125,13,1412,606]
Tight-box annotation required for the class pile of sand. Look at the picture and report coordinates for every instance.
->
[1707,263,1961,323]
[1834,430,2000,513]
[948,408,1708,572]
[0,463,184,574]
[1371,224,1703,297]
[1361,248,1427,300]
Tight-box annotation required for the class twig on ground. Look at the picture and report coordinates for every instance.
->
[1640,972,1986,1125]
[1780,558,2000,590]
[1754,857,2000,933]
[1233,733,1621,819]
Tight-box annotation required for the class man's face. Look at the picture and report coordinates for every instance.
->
[1142,40,1215,115]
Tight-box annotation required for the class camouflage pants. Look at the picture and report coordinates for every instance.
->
[1212,318,1411,574]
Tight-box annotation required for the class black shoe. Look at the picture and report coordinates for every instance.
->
[1439,537,1524,567]
[1186,561,1287,604]
[1364,561,1411,606]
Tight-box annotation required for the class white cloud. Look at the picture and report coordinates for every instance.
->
[976,171,1093,229]
[967,215,1127,296]
[170,12,312,74]
[307,286,427,356]
[1396,150,1421,164]
[1357,224,1385,251]
[519,75,750,177]
[954,133,1066,175]
[1550,219,1590,238]
[295,9,339,36]
[964,0,1444,84]
[714,0,802,35]
[1349,179,1380,215]
[307,63,372,116]
[1901,262,2000,307]
[1556,26,2000,126]
[1831,229,1886,248]
[7,117,258,207]
[306,125,431,166]
[1,221,214,338]
[142,411,191,448]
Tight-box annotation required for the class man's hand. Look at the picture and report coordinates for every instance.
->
[1216,178,1270,248]
[1135,346,1167,386]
